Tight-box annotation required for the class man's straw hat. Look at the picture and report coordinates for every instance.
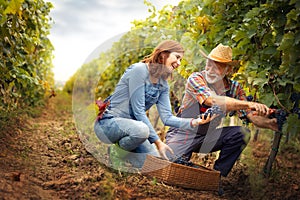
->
[200,44,239,66]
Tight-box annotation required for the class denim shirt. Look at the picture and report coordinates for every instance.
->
[107,62,194,143]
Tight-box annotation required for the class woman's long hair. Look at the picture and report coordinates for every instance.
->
[141,40,184,79]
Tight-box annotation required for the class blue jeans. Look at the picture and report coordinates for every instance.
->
[94,116,159,168]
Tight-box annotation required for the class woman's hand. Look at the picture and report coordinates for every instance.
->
[191,113,219,127]
[154,139,174,160]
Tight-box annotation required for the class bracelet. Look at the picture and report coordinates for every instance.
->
[190,118,195,128]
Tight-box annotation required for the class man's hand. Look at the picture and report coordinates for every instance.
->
[248,102,270,116]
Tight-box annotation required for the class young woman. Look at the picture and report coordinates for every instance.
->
[94,40,215,169]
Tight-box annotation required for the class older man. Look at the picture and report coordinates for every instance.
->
[166,44,278,177]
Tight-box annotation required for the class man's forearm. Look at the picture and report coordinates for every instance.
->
[205,96,250,111]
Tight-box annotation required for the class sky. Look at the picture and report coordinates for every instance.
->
[47,0,182,83]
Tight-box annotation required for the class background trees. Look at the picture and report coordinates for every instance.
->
[0,0,54,115]
[70,0,299,136]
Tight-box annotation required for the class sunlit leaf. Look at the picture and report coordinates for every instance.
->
[4,0,25,16]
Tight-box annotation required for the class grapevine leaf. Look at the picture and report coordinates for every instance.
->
[293,83,300,92]
[262,46,277,55]
[4,0,25,16]
[259,93,274,107]
[253,78,268,87]
[283,114,300,136]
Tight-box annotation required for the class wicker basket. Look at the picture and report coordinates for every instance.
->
[141,155,220,191]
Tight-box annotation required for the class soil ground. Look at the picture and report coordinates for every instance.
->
[0,93,299,200]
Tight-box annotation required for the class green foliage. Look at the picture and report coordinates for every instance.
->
[69,0,299,137]
[0,0,54,113]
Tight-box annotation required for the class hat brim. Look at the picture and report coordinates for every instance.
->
[199,49,240,66]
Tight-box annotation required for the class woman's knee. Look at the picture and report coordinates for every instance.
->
[134,121,150,139]
[94,121,112,144]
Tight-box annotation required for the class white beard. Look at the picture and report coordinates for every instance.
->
[205,71,225,84]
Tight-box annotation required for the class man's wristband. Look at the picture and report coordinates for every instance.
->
[190,118,195,128]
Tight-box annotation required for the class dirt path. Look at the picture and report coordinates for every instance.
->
[0,93,299,199]
[0,94,105,199]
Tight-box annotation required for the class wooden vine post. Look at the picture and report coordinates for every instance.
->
[263,131,283,177]
[253,128,260,142]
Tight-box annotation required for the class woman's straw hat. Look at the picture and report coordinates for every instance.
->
[200,44,239,66]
